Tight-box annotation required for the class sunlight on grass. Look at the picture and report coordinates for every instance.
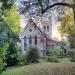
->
[59,57,71,62]
[1,62,75,75]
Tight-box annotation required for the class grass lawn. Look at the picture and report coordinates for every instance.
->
[1,62,75,75]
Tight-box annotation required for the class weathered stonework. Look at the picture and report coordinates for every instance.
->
[19,19,57,56]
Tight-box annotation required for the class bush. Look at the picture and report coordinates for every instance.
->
[5,42,19,67]
[26,47,39,64]
[48,46,61,57]
[68,49,75,57]
[41,56,48,60]
[18,54,28,66]
[0,59,5,73]
[47,56,59,62]
[69,49,75,62]
[39,56,48,62]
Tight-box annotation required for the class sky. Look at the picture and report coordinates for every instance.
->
[20,15,27,28]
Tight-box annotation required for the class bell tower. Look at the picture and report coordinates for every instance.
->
[42,14,52,38]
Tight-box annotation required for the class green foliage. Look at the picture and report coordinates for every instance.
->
[0,0,21,71]
[0,0,13,10]
[26,47,39,64]
[5,42,19,67]
[3,5,20,33]
[0,42,9,58]
[0,42,9,72]
[48,46,61,57]
[69,49,75,62]
[0,5,20,47]
[59,13,75,48]
[1,62,75,75]
[18,54,28,66]
[59,13,74,36]
[0,58,5,73]
[68,33,75,48]
[0,5,20,43]
[47,56,59,62]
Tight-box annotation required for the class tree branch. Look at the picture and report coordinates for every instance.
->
[38,0,44,13]
[38,2,73,14]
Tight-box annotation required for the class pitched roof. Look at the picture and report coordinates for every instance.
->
[20,18,48,38]
[20,18,58,43]
[29,19,48,39]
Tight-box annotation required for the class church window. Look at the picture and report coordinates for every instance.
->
[47,26,49,32]
[35,35,37,45]
[44,26,46,31]
[29,29,32,32]
[24,36,26,47]
[29,35,32,44]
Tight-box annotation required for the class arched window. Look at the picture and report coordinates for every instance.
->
[29,35,32,44]
[47,26,49,32]
[29,29,32,32]
[44,26,46,31]
[24,36,26,47]
[35,35,37,45]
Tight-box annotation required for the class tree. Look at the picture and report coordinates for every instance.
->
[5,41,18,66]
[0,0,21,68]
[0,0,15,44]
[0,5,20,47]
[18,0,73,15]
[58,13,74,36]
[0,0,14,10]
[58,12,75,48]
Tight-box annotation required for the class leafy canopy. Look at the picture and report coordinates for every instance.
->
[58,12,74,36]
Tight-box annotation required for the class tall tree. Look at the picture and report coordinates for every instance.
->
[58,12,75,48]
[0,0,20,67]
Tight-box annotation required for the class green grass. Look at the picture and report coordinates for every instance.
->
[1,62,75,75]
[58,57,71,62]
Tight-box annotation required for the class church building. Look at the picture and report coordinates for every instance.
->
[19,19,57,56]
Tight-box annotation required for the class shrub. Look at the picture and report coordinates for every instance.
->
[26,47,39,64]
[69,49,75,62]
[68,50,75,57]
[39,56,48,62]
[41,56,48,60]
[5,42,19,67]
[0,59,5,73]
[18,54,28,66]
[47,56,59,62]
[48,46,61,57]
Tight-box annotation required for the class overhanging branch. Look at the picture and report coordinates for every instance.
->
[38,0,43,13]
[38,2,74,14]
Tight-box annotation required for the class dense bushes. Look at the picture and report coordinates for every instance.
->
[0,43,9,73]
[40,46,60,62]
[48,46,61,57]
[45,46,61,62]
[0,59,5,73]
[68,49,75,62]
[40,56,59,63]
[5,42,19,66]
[18,54,27,66]
[47,56,59,62]
[26,47,39,64]
[15,47,40,65]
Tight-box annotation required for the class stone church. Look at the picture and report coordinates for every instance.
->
[19,18,57,56]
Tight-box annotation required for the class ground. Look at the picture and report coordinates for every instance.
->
[1,61,75,75]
